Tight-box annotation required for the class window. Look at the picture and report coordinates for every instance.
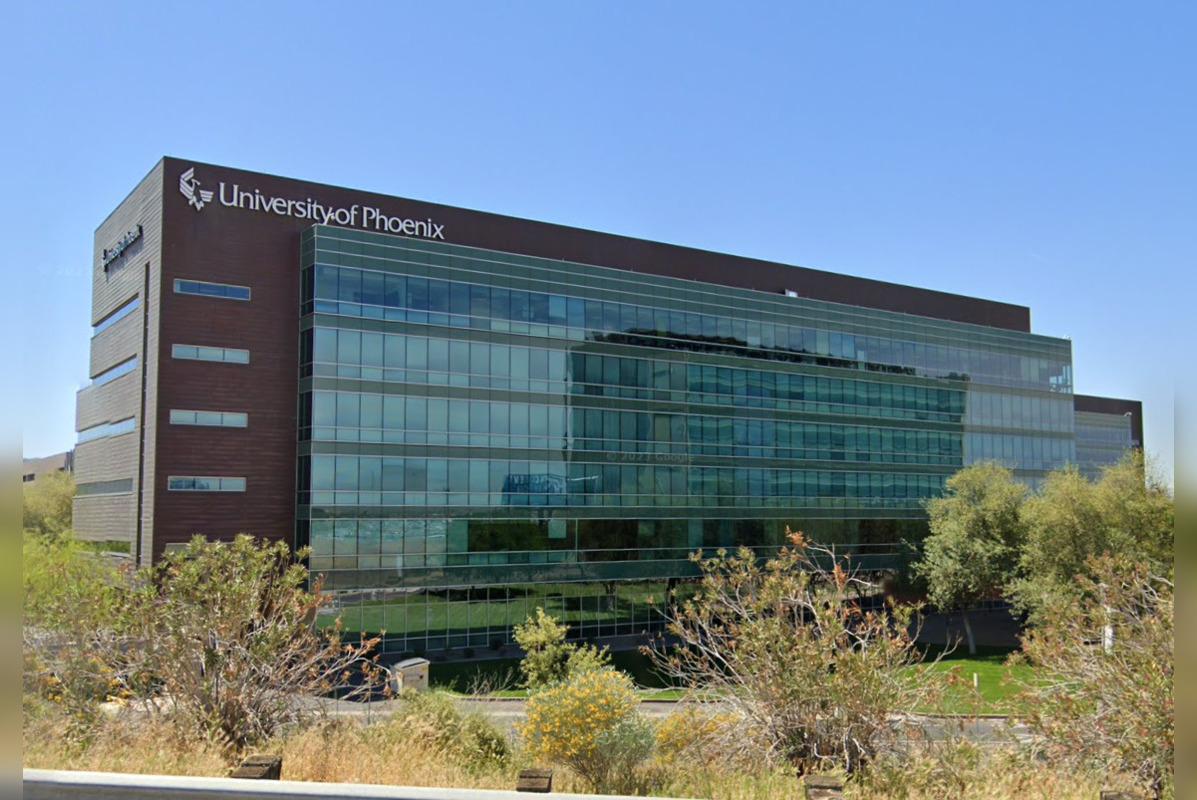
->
[76,478,134,496]
[169,410,248,427]
[92,296,139,336]
[173,279,251,301]
[172,344,250,364]
[167,476,246,492]
[90,357,137,387]
[77,417,135,443]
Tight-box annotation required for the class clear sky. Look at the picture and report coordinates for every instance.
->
[11,2,1189,485]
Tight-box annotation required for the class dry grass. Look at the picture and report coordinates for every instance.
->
[24,699,1148,800]
[852,748,1121,800]
[271,716,515,789]
[23,709,228,777]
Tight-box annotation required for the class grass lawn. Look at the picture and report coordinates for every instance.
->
[906,645,1032,714]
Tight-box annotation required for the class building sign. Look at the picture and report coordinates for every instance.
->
[102,225,143,271]
[179,166,445,240]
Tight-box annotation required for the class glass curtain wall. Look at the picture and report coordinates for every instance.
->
[296,225,1073,651]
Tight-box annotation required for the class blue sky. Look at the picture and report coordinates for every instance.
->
[11,2,1188,484]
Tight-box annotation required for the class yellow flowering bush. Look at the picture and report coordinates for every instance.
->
[517,667,654,791]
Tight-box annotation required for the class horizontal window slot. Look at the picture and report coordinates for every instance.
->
[174,279,250,301]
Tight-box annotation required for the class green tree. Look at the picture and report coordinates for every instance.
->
[915,462,1027,654]
[1092,450,1173,574]
[22,470,75,538]
[1012,451,1172,623]
[512,607,610,691]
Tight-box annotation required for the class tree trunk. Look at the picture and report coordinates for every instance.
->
[961,609,977,655]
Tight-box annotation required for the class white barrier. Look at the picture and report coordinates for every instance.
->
[23,769,666,800]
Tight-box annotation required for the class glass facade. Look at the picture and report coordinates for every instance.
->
[1075,410,1134,479]
[296,225,1079,651]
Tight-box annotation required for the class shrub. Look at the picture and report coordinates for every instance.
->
[118,535,386,749]
[387,689,508,768]
[1014,554,1173,798]
[654,706,740,766]
[645,529,938,773]
[517,667,653,792]
[23,534,386,751]
[22,470,75,539]
[23,531,129,728]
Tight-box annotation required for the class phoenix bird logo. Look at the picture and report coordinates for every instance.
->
[179,167,214,211]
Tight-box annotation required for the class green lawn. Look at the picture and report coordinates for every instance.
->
[906,645,1031,714]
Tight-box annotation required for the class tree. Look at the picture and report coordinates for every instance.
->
[915,462,1027,654]
[512,607,610,691]
[1091,450,1173,575]
[1012,451,1172,623]
[22,470,75,538]
[25,534,385,750]
[1015,555,1172,798]
[644,530,937,774]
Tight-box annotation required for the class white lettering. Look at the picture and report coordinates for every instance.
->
[210,179,444,239]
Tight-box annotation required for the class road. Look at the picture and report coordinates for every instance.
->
[318,695,1033,747]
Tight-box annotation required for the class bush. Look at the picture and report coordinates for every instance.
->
[23,532,129,728]
[388,689,508,768]
[512,606,611,690]
[654,706,740,766]
[22,470,75,539]
[1014,555,1173,798]
[517,667,654,792]
[121,535,386,749]
[24,534,385,751]
[645,529,938,774]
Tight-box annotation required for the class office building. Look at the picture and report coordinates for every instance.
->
[76,158,1141,650]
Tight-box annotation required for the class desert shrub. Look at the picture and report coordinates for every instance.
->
[1014,554,1173,799]
[387,689,508,767]
[512,606,611,690]
[645,529,939,774]
[517,667,654,792]
[654,705,741,766]
[23,532,130,729]
[24,534,385,751]
[113,535,385,750]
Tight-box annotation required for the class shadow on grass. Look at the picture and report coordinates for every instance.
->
[428,648,681,693]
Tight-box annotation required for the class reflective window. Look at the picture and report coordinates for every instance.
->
[172,344,250,364]
[90,357,137,387]
[167,476,247,492]
[76,478,134,496]
[77,417,135,443]
[174,279,251,301]
[169,410,248,427]
[92,296,139,336]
